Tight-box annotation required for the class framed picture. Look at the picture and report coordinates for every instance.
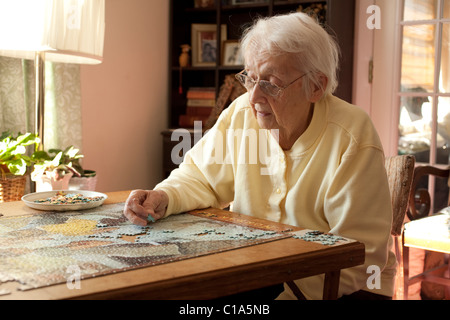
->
[191,24,227,67]
[222,40,244,66]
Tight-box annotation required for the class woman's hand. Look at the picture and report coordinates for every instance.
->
[123,189,169,226]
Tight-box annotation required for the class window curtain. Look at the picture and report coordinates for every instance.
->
[0,56,82,151]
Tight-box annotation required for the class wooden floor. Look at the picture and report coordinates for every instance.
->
[394,245,425,300]
[394,238,449,300]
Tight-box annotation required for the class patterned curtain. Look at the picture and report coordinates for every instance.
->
[0,56,82,151]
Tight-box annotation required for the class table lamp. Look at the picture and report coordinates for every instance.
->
[0,0,105,150]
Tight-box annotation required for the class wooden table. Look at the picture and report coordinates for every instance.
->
[0,191,365,300]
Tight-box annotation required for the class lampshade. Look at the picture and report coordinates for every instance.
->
[0,0,105,153]
[0,0,105,64]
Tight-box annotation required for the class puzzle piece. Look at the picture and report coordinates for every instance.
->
[291,230,351,246]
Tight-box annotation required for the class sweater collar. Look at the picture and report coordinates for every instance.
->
[282,94,329,156]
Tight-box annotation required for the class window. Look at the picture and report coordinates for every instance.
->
[398,0,450,210]
[0,58,82,151]
[399,0,450,164]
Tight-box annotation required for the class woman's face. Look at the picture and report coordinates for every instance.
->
[244,52,322,148]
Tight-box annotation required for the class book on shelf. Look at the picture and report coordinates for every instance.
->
[186,87,216,100]
[179,87,216,127]
[187,98,216,107]
[178,114,210,128]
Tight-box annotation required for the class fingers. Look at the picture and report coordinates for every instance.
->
[124,198,149,226]
[123,190,166,226]
[123,190,149,226]
[143,190,169,221]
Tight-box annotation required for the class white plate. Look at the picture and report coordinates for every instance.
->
[22,190,107,211]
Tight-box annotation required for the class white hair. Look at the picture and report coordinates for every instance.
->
[240,12,340,99]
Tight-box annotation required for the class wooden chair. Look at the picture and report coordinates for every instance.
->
[286,155,415,300]
[384,155,415,300]
[407,165,450,221]
[403,165,450,299]
[385,155,416,238]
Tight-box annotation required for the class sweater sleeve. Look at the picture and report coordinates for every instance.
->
[324,145,393,294]
[154,101,239,216]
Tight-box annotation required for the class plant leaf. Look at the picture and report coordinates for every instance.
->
[7,158,27,176]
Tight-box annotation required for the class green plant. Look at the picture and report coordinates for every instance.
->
[0,131,40,176]
[31,146,85,181]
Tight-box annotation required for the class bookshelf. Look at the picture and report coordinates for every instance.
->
[162,0,356,177]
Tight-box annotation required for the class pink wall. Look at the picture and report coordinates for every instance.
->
[352,0,374,114]
[80,0,169,192]
[352,0,396,156]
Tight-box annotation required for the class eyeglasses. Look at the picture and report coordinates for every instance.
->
[235,70,307,97]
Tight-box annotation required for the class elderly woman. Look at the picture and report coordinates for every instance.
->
[124,12,396,300]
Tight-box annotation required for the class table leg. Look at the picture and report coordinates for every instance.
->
[322,270,341,300]
[403,244,410,299]
[446,254,450,300]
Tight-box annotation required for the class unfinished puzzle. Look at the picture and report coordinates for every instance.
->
[0,203,288,293]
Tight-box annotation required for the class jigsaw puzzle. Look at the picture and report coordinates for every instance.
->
[0,203,289,293]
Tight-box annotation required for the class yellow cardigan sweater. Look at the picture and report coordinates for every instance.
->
[155,93,396,299]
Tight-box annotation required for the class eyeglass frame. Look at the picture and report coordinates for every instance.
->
[235,69,308,97]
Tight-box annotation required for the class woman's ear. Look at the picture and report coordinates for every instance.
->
[310,74,328,102]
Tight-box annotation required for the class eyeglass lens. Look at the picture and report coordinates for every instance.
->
[236,72,280,97]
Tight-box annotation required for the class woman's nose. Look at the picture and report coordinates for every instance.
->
[248,83,267,105]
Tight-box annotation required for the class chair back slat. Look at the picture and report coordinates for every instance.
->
[385,155,415,236]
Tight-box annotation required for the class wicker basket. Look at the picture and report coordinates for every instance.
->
[0,174,27,202]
